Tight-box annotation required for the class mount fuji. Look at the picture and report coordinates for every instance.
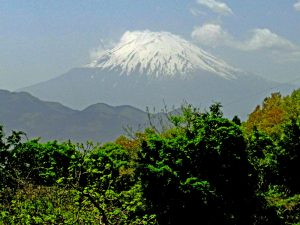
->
[21,30,292,118]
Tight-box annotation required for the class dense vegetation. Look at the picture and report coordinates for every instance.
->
[1,89,300,224]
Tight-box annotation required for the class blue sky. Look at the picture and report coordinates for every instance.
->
[1,0,300,89]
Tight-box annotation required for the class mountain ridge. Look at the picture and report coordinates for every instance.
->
[0,89,154,142]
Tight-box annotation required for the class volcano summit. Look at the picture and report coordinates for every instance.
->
[21,30,290,117]
[87,30,238,79]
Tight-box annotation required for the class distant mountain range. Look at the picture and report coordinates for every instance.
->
[20,30,294,118]
[0,89,158,142]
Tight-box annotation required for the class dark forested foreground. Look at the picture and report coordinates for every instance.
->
[1,90,300,224]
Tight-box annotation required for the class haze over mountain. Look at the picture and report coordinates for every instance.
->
[21,30,293,118]
[0,89,155,142]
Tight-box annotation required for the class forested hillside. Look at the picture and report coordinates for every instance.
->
[1,90,300,224]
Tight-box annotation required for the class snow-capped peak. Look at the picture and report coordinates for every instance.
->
[86,30,238,79]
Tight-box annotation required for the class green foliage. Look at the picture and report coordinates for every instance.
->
[0,126,25,193]
[0,185,103,224]
[244,89,300,224]
[2,91,300,224]
[137,104,278,225]
[75,143,156,224]
[264,187,300,225]
[0,139,156,224]
[277,120,300,193]
[246,128,281,191]
[8,140,80,186]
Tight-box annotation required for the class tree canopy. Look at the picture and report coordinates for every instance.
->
[1,89,300,224]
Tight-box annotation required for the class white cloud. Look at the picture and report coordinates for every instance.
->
[191,24,234,47]
[189,7,206,16]
[294,1,300,11]
[192,24,297,52]
[271,51,300,63]
[89,39,115,60]
[196,0,233,16]
[240,29,296,51]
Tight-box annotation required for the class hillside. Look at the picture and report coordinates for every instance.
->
[0,89,152,142]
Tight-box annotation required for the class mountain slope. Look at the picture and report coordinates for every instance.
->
[20,30,294,118]
[0,90,151,142]
[87,30,238,79]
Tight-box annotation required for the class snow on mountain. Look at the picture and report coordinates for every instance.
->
[86,30,239,80]
[20,30,294,118]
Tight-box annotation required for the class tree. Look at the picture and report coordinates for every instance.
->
[8,140,79,186]
[137,104,279,225]
[244,89,300,136]
[246,128,280,192]
[245,92,285,136]
[72,142,157,225]
[277,120,300,193]
[0,125,25,190]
